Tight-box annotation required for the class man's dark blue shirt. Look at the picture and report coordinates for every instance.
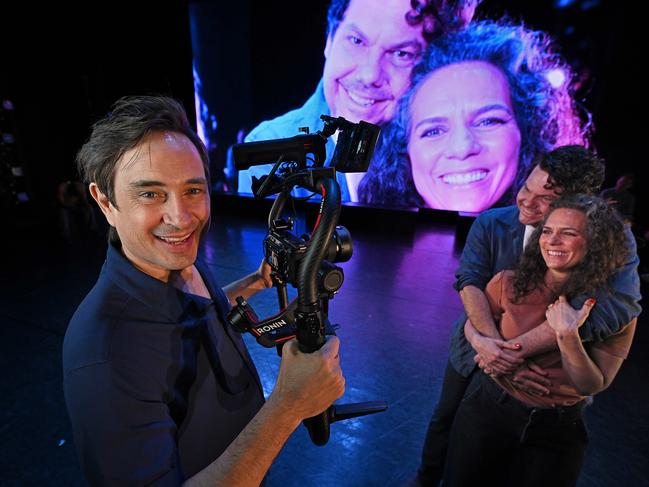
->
[63,243,265,486]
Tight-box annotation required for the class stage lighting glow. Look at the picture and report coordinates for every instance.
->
[546,68,567,88]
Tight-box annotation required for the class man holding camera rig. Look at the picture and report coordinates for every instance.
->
[238,0,479,201]
[63,95,345,486]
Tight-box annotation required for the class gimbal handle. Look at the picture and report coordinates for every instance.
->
[294,177,340,444]
[266,176,339,444]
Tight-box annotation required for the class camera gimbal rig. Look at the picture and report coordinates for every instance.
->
[227,115,387,445]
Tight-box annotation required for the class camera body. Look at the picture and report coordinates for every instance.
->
[264,217,352,294]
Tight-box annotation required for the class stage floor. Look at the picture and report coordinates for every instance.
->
[1,208,647,486]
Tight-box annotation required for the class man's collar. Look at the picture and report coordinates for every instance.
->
[311,78,330,116]
[104,242,212,322]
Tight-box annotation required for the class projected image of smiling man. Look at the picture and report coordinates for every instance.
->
[322,0,426,125]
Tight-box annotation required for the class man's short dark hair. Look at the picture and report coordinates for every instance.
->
[538,145,605,196]
[326,0,479,42]
[76,95,209,243]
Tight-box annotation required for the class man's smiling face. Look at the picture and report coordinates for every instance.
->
[92,131,210,281]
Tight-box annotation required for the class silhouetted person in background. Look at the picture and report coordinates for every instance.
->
[600,173,635,223]
[57,180,96,244]
[224,127,246,193]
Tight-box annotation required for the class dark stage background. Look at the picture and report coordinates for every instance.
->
[0,0,643,229]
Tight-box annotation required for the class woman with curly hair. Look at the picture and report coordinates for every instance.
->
[447,195,637,486]
[358,19,589,212]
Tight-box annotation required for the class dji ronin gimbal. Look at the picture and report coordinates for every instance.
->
[227,115,387,445]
